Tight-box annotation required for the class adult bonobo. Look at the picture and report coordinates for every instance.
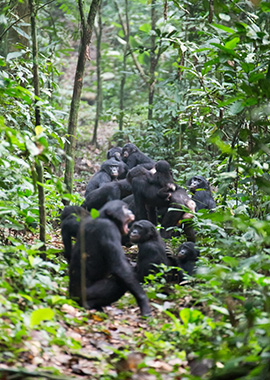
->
[187,175,216,212]
[129,220,169,283]
[69,200,152,317]
[131,160,176,224]
[60,206,91,263]
[107,147,128,179]
[121,143,155,170]
[85,158,120,198]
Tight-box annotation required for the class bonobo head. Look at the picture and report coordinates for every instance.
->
[129,220,158,244]
[107,147,122,161]
[154,160,176,189]
[177,242,200,263]
[126,165,149,183]
[121,143,138,159]
[187,175,210,193]
[99,200,134,235]
[101,158,120,179]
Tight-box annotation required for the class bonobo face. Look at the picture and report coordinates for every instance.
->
[178,242,198,262]
[189,176,209,192]
[110,165,119,178]
[129,223,143,243]
[129,220,157,243]
[122,143,137,159]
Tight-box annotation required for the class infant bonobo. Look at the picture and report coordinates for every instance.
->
[69,200,152,317]
[167,242,200,283]
[129,220,169,282]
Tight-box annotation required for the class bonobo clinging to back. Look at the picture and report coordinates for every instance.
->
[85,158,120,198]
[69,200,152,317]
[187,175,216,212]
[121,143,155,170]
[129,220,169,283]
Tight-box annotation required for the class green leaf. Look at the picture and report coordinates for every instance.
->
[90,208,99,219]
[139,23,151,33]
[129,36,139,48]
[6,52,24,61]
[212,23,235,34]
[30,308,54,328]
[225,37,240,49]
[228,100,245,115]
[261,2,270,12]
[210,305,229,315]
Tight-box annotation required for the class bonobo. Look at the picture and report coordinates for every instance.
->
[131,160,176,224]
[107,146,122,161]
[187,175,216,212]
[60,206,91,263]
[121,143,155,170]
[160,186,196,242]
[85,158,120,197]
[107,147,128,179]
[167,242,200,283]
[69,200,152,317]
[82,179,132,211]
[129,220,169,282]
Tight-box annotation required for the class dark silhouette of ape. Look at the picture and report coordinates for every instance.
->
[69,200,152,317]
[187,175,216,211]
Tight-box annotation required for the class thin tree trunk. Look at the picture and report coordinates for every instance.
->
[91,1,102,146]
[64,0,101,195]
[29,0,46,249]
[148,0,157,121]
[113,0,148,86]
[119,0,129,131]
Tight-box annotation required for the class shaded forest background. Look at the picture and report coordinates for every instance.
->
[0,0,270,379]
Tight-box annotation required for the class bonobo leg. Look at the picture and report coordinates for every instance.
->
[85,278,127,309]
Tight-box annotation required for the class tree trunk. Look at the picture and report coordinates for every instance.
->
[119,0,129,131]
[148,0,157,121]
[91,1,102,146]
[29,0,46,249]
[64,0,101,195]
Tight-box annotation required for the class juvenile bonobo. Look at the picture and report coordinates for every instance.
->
[167,242,200,283]
[107,147,128,179]
[69,200,151,317]
[187,175,216,212]
[82,179,132,211]
[129,220,169,282]
[131,160,176,224]
[160,186,196,242]
[85,158,120,197]
[60,206,91,263]
[121,143,155,170]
